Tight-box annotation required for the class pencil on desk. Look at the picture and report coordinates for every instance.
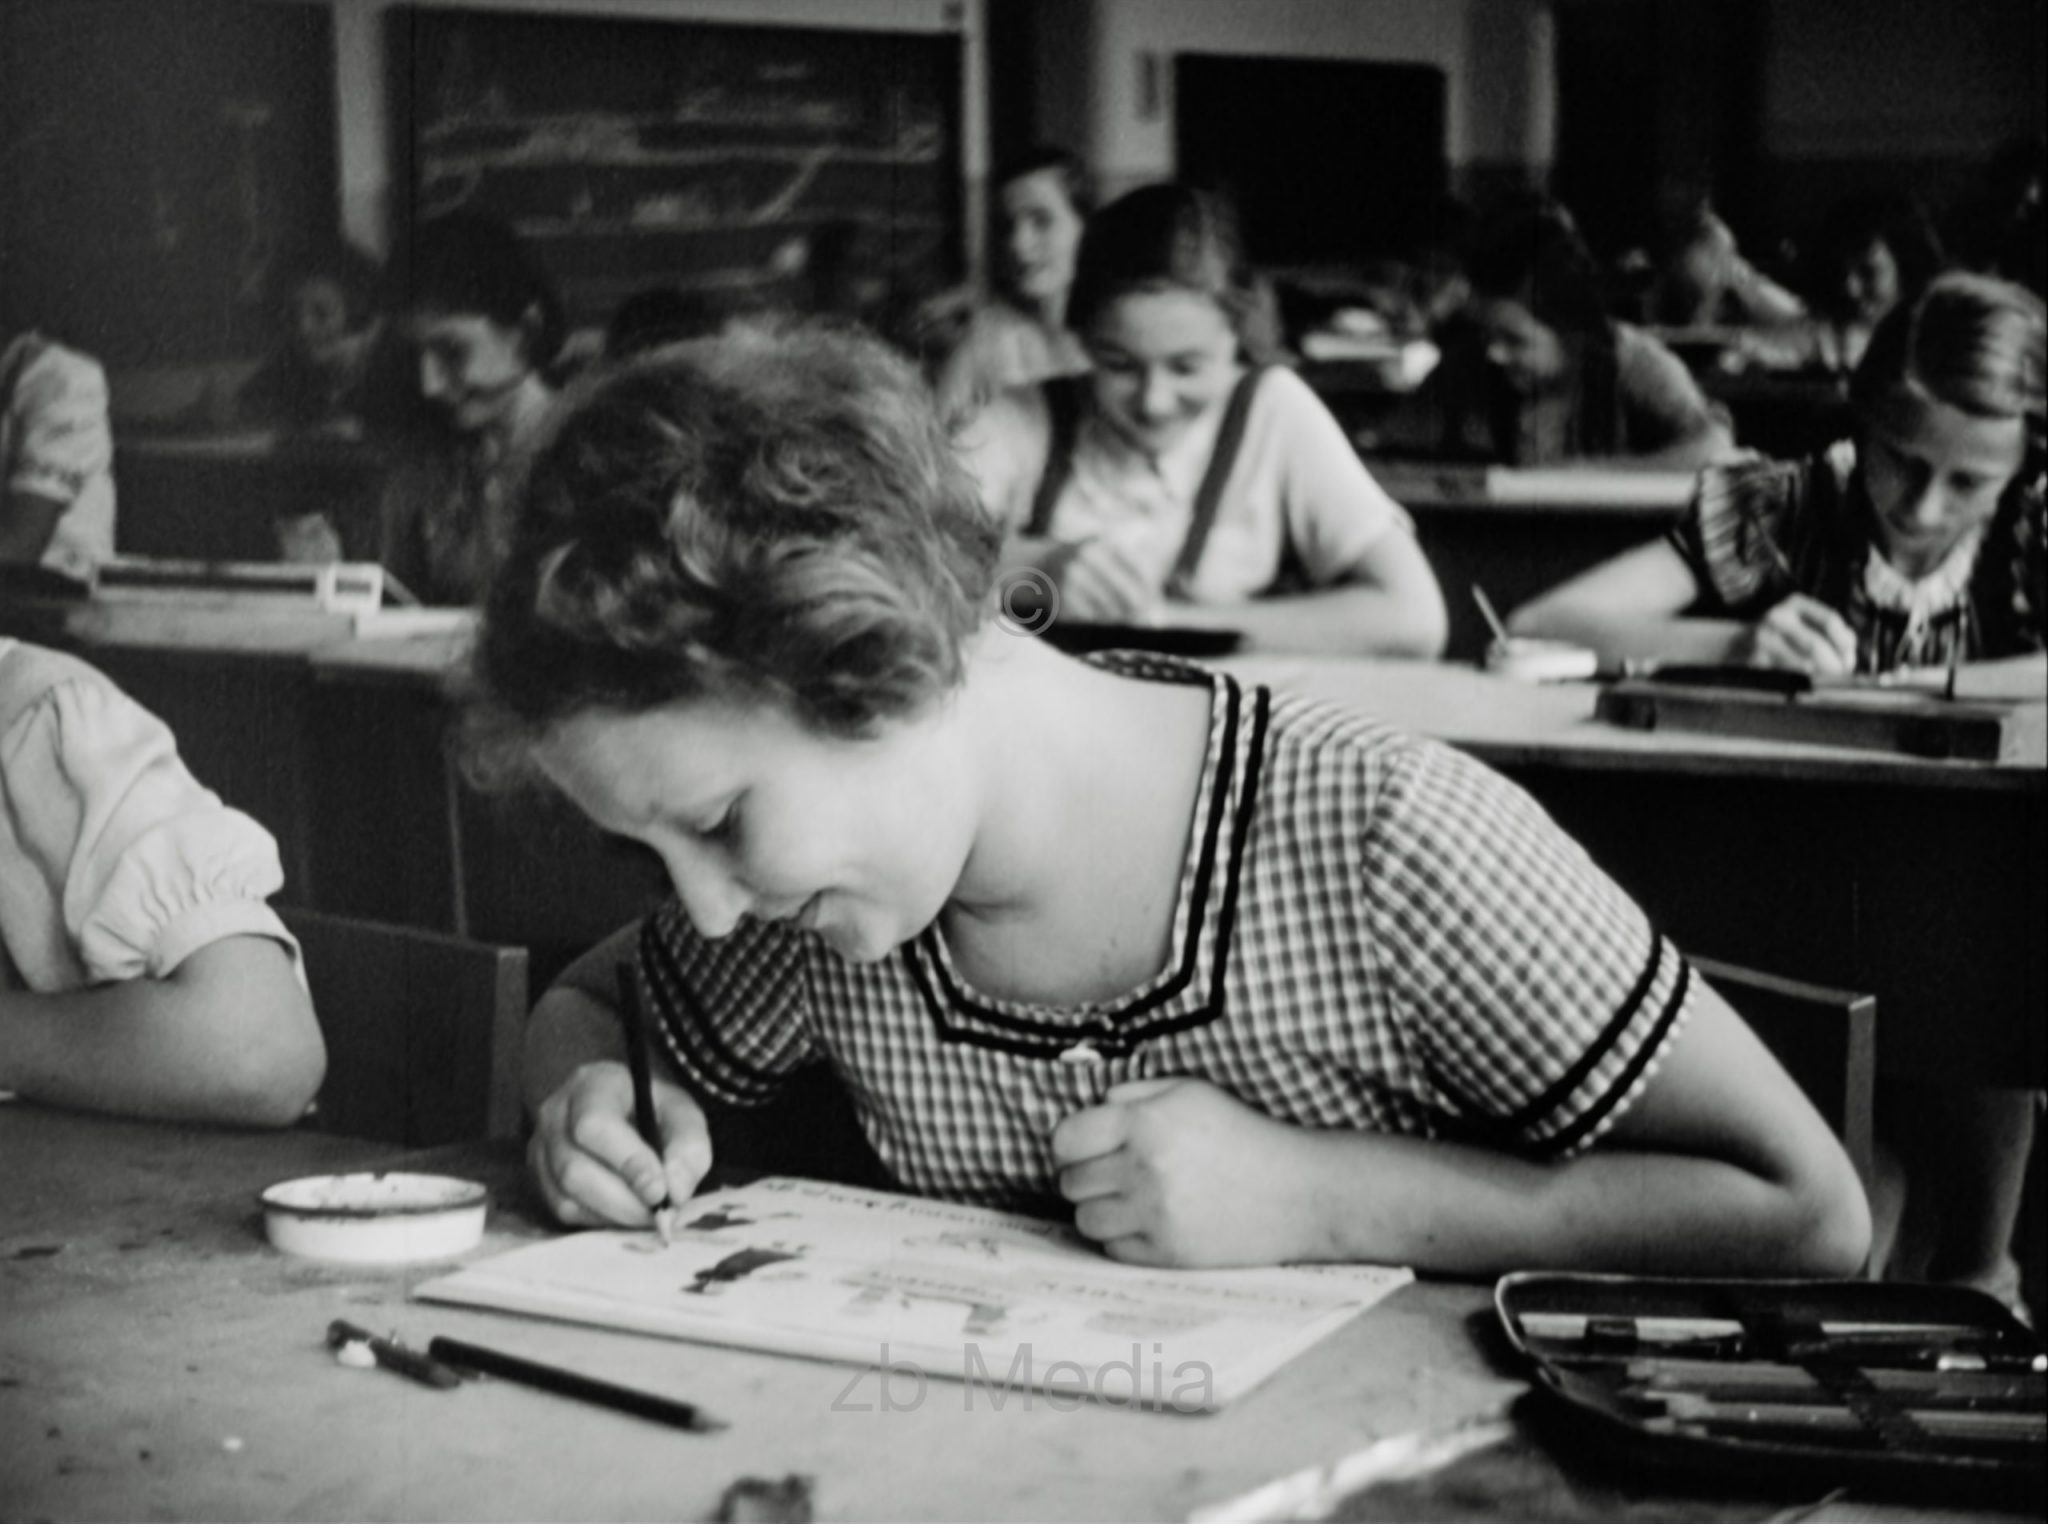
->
[615,959,676,1244]
[427,1335,725,1433]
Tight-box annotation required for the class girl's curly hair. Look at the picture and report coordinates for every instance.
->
[462,321,1002,789]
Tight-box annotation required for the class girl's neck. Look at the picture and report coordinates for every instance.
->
[945,636,1203,926]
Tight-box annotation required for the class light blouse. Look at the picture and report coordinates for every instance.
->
[0,640,299,995]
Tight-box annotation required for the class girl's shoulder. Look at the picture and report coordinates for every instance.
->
[0,639,117,739]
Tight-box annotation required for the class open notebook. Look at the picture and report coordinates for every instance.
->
[414,1176,1410,1412]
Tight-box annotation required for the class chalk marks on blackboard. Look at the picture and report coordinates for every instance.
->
[391,7,963,326]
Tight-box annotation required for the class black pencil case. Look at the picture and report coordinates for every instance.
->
[1496,1272,2045,1506]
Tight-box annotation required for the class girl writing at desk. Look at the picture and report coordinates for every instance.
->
[0,640,324,1125]
[462,322,1868,1278]
[1509,272,2044,675]
[960,183,1447,657]
[1511,271,2044,1319]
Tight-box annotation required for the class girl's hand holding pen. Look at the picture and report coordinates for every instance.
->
[529,1061,712,1229]
[1738,594,1860,675]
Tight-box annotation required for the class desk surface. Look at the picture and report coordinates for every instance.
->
[2,1106,2026,1524]
[1223,656,2047,791]
[1367,462,1698,514]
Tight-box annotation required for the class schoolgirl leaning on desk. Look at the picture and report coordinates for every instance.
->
[1510,271,2044,1321]
[465,320,1868,1280]
[958,183,1447,657]
[1510,272,2045,676]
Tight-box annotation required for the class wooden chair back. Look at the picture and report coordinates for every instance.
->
[1695,955,1877,1192]
[282,907,529,1147]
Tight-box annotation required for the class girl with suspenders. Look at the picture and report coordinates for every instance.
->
[961,184,1448,656]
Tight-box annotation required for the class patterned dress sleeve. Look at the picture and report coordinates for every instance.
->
[1361,737,1695,1159]
[1667,456,1805,617]
[636,900,820,1107]
[1,668,299,990]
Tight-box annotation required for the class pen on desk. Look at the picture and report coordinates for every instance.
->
[326,1319,464,1390]
[426,1335,726,1433]
[615,959,676,1244]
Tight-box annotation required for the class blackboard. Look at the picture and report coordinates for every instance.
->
[386,5,964,334]
[0,0,338,367]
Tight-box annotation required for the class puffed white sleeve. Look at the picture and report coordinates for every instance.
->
[1266,368,1415,586]
[3,674,301,988]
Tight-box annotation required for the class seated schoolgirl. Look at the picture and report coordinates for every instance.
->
[1428,201,1734,471]
[926,145,1095,423]
[462,320,1869,1278]
[960,183,1447,657]
[374,212,567,606]
[1744,193,1945,378]
[1509,272,2043,1314]
[1509,271,2044,675]
[0,640,324,1126]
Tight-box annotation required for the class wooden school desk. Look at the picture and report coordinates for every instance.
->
[1,1103,2029,1524]
[1364,463,1696,663]
[1223,656,2047,1089]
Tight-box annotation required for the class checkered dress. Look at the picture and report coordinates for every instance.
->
[637,654,1695,1213]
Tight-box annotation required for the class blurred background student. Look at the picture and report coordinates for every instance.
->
[1645,194,1807,332]
[0,638,324,1126]
[1421,199,1734,470]
[1748,192,1946,376]
[962,182,1446,656]
[372,211,567,606]
[1,328,115,581]
[232,234,406,442]
[926,145,1094,421]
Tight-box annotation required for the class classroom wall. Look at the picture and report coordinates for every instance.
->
[1020,0,1556,200]
[1754,0,2044,239]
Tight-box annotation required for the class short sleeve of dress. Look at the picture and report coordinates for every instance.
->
[1262,367,1415,586]
[1667,456,1804,616]
[636,900,820,1107]
[1361,737,1695,1158]
[1614,324,1719,455]
[6,341,112,505]
[1,667,298,990]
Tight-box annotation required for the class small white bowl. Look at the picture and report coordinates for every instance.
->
[259,1172,487,1264]
[1485,637,1600,684]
